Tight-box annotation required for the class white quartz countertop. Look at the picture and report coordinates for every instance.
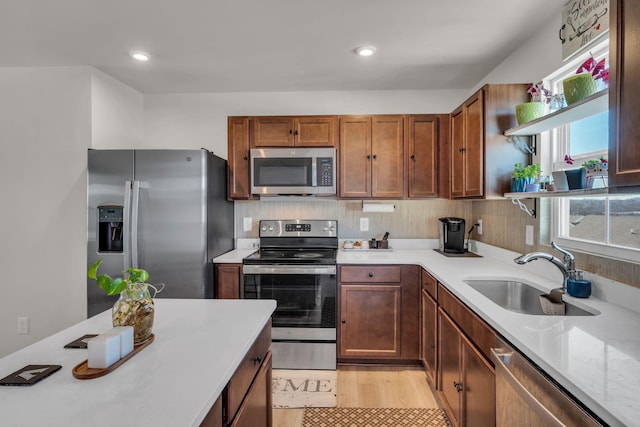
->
[338,245,640,427]
[214,241,640,425]
[0,299,276,427]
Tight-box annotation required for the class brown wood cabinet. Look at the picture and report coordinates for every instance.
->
[227,117,252,200]
[609,0,640,190]
[438,284,496,427]
[450,84,529,199]
[420,270,438,387]
[215,263,242,299]
[338,265,419,362]
[251,116,338,147]
[339,115,405,198]
[406,115,444,198]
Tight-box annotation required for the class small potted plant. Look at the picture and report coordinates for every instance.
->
[88,259,157,344]
[512,163,541,192]
[563,55,609,105]
[515,81,551,125]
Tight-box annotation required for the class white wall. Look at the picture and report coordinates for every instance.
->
[0,67,143,357]
[0,67,92,356]
[143,90,469,159]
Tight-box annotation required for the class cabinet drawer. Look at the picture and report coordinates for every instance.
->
[421,269,437,300]
[224,321,271,423]
[340,266,402,283]
[438,284,495,362]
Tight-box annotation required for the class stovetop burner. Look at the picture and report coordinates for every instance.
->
[243,248,337,265]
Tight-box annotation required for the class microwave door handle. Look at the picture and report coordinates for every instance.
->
[131,180,141,268]
[311,156,317,187]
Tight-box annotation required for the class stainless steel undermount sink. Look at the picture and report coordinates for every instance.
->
[464,279,597,316]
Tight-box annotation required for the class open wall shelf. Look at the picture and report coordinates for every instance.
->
[505,90,608,136]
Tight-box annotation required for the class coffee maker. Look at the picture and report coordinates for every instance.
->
[438,217,466,253]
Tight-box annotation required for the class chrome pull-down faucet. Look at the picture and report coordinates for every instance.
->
[513,241,576,292]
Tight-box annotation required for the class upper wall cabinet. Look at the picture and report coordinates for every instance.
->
[339,115,405,199]
[251,116,338,147]
[609,0,640,190]
[227,117,252,200]
[406,115,447,198]
[450,84,529,199]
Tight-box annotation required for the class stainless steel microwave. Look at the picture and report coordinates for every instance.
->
[250,147,336,196]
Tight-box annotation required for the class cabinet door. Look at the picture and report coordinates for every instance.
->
[372,115,404,198]
[230,351,272,427]
[421,289,438,386]
[214,263,241,299]
[450,108,465,198]
[407,115,438,198]
[340,284,401,358]
[610,0,640,189]
[461,336,495,427]
[339,116,372,198]
[294,116,338,147]
[463,91,484,197]
[227,117,251,199]
[252,117,294,147]
[439,309,462,427]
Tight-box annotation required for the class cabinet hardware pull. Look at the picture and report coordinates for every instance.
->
[294,130,299,135]
[372,154,377,160]
[341,320,346,324]
[410,154,415,160]
[243,156,248,161]
[368,272,374,277]
[289,129,293,134]
[367,155,371,160]
[254,355,263,365]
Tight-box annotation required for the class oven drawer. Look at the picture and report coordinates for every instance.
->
[224,321,271,423]
[340,265,402,283]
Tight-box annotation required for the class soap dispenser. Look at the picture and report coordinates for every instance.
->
[566,269,591,298]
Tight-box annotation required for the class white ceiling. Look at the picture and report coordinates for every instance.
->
[0,0,563,94]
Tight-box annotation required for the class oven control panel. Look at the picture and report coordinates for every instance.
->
[259,220,337,237]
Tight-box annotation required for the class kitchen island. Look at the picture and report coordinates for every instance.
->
[0,299,276,427]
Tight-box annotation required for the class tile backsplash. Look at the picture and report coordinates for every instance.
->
[234,199,472,240]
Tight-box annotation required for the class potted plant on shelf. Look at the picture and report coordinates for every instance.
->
[515,81,551,125]
[512,163,542,192]
[88,259,158,344]
[563,55,609,105]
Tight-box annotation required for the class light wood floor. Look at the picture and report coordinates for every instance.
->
[272,366,440,427]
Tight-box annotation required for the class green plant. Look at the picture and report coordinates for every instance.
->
[581,156,607,168]
[88,258,149,296]
[512,163,541,181]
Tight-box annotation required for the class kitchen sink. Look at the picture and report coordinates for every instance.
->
[464,279,597,316]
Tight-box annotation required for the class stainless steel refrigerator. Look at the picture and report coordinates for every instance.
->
[87,149,234,317]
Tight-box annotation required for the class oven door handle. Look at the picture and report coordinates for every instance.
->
[243,265,336,275]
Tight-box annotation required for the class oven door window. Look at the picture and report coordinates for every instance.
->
[253,157,312,186]
[243,273,336,328]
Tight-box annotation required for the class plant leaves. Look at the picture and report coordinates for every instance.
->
[87,259,103,279]
[96,275,113,294]
[109,278,127,296]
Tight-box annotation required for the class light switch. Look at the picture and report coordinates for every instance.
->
[525,225,534,246]
[360,218,369,232]
[243,217,252,232]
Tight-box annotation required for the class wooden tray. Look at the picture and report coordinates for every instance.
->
[72,334,154,379]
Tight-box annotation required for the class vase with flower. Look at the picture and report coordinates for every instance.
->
[88,259,162,344]
[563,55,609,105]
[515,81,551,125]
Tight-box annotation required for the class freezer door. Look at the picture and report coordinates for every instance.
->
[87,149,134,317]
[134,150,209,299]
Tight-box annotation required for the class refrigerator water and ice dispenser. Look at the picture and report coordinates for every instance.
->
[98,206,123,253]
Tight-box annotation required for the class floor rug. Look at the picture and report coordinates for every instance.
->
[272,369,337,408]
[302,407,452,427]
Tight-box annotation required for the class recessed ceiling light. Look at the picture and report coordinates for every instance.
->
[130,50,150,62]
[355,46,377,57]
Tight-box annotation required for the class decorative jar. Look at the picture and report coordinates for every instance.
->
[563,74,598,105]
[113,282,155,344]
[515,102,545,125]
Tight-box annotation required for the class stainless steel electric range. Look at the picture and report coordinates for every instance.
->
[242,219,337,370]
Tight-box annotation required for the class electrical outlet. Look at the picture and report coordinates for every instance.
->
[17,317,29,335]
[525,225,534,246]
[360,217,369,232]
[243,217,252,232]
[477,219,483,235]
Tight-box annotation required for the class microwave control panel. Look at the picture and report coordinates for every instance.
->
[317,157,333,187]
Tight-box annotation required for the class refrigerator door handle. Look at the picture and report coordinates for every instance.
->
[131,180,141,268]
[123,180,133,271]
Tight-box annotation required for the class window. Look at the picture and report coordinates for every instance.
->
[544,40,640,263]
